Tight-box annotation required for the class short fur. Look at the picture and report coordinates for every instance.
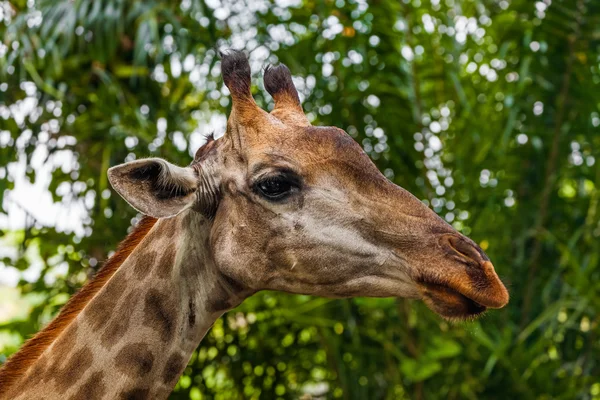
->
[0,51,509,399]
[0,216,157,396]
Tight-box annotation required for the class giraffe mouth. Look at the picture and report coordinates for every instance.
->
[417,281,487,320]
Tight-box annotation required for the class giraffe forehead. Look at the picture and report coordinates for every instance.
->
[239,125,364,165]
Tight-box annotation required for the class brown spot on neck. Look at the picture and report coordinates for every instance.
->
[0,216,157,396]
[115,343,155,378]
[119,387,150,400]
[162,353,186,386]
[133,249,158,279]
[142,289,178,342]
[155,245,176,280]
[85,274,129,331]
[99,291,137,349]
[187,298,196,327]
[52,347,94,393]
[68,371,106,400]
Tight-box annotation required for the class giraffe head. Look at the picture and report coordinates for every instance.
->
[108,51,508,320]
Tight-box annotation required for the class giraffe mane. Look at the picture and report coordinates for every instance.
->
[0,216,157,395]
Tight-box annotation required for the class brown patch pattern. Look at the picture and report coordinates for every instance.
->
[68,371,106,400]
[133,250,158,279]
[53,348,94,393]
[115,343,155,378]
[52,323,79,355]
[85,275,128,331]
[142,289,177,342]
[100,291,137,349]
[119,388,150,400]
[187,298,196,327]
[155,245,176,279]
[162,353,186,385]
[0,216,156,396]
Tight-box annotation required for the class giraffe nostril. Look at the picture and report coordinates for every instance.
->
[440,234,489,266]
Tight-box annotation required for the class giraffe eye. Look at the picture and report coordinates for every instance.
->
[254,174,300,201]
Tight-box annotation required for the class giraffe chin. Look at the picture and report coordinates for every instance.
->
[418,282,487,321]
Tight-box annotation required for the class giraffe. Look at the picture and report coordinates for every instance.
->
[0,51,509,399]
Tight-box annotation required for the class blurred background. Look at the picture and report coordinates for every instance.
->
[0,0,599,398]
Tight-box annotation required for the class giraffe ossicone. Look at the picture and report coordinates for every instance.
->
[0,50,508,399]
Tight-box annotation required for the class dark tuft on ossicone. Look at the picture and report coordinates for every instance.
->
[193,133,218,165]
[264,64,301,105]
[220,50,252,99]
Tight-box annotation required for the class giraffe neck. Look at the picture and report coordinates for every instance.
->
[4,211,248,400]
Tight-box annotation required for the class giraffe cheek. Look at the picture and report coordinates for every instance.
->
[210,226,259,288]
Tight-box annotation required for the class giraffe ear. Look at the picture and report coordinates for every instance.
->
[108,158,198,218]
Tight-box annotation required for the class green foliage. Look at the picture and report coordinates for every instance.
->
[1,0,600,399]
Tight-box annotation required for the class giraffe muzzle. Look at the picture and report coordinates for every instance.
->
[416,234,509,320]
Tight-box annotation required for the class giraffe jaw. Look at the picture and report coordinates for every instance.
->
[417,281,488,321]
